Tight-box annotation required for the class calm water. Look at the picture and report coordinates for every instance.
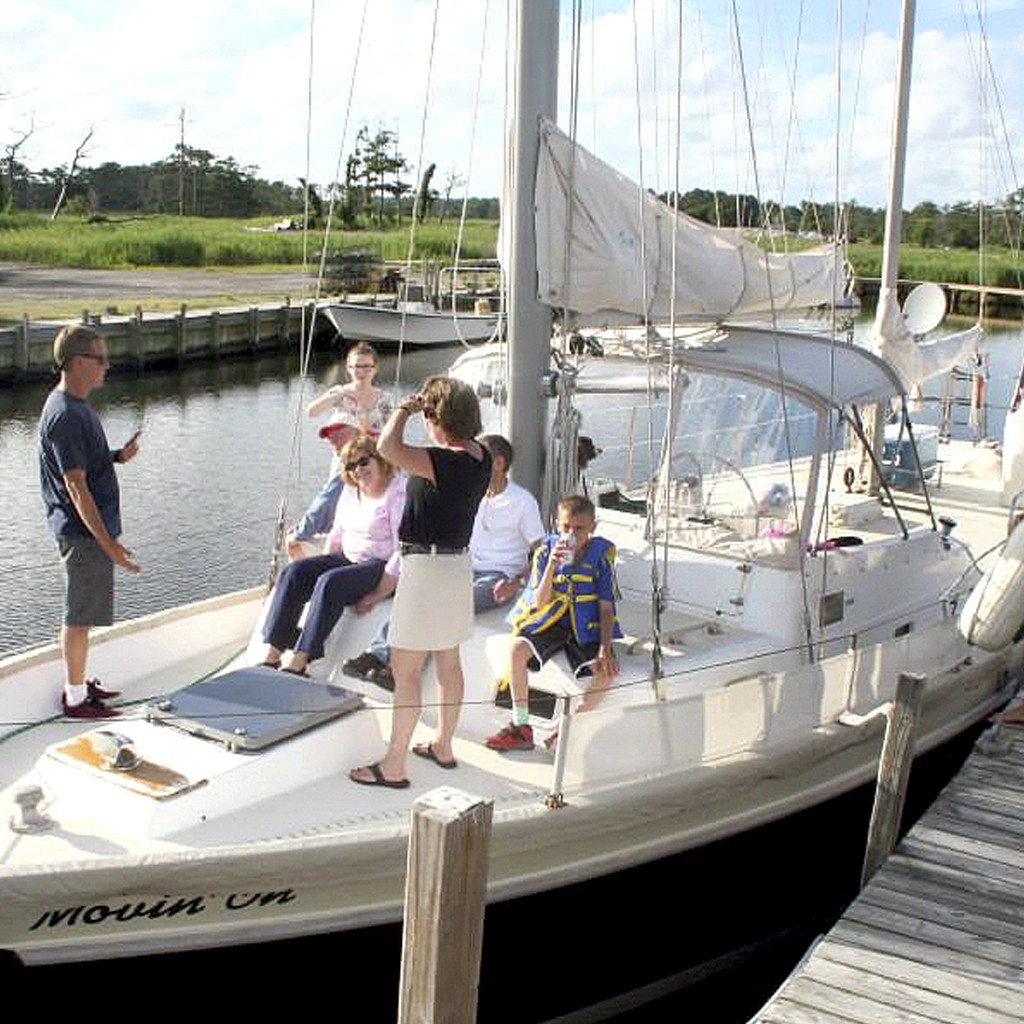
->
[2,322,1022,660]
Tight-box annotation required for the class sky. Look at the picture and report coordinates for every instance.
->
[3,0,1023,211]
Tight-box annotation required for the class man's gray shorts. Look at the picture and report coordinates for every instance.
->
[59,536,114,627]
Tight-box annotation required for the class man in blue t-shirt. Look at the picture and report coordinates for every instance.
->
[39,325,141,718]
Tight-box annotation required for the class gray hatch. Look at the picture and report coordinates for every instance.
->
[145,666,364,752]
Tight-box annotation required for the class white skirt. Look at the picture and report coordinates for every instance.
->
[390,551,474,651]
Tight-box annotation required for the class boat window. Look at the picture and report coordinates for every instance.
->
[578,372,821,559]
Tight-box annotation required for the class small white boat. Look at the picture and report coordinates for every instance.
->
[320,299,503,348]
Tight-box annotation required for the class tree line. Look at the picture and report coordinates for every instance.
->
[665,187,1024,252]
[2,125,1017,251]
[1,125,499,224]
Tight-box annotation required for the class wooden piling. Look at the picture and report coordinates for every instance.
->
[176,303,187,364]
[398,786,493,1024]
[15,315,29,376]
[132,306,145,371]
[861,671,926,886]
[210,310,221,358]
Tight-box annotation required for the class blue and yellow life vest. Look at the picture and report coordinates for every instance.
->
[508,535,622,643]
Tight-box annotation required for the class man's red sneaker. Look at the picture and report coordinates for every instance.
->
[62,692,121,719]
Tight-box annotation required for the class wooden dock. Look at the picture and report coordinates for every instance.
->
[0,300,332,383]
[855,277,1024,320]
[752,723,1024,1023]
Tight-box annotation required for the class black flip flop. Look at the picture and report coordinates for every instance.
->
[412,743,457,770]
[349,763,410,789]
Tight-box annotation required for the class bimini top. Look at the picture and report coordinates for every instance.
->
[572,325,905,411]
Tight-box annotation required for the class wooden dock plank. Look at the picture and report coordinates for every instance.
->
[867,862,1024,934]
[814,942,1019,1016]
[857,883,1024,947]
[752,727,1024,1022]
[782,957,1020,1024]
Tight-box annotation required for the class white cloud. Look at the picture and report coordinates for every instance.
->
[2,0,1022,210]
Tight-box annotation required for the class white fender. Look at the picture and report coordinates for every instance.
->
[1001,400,1024,505]
[959,521,1024,651]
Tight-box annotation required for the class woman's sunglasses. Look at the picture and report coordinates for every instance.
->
[345,455,373,472]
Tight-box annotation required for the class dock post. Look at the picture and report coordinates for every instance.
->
[861,671,926,886]
[132,306,144,371]
[176,303,187,365]
[248,306,259,352]
[398,786,492,1024]
[15,314,30,376]
[278,298,290,350]
[210,310,221,359]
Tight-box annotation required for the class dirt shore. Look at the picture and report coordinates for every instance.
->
[0,263,313,319]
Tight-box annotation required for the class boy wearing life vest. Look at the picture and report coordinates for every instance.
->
[485,494,620,752]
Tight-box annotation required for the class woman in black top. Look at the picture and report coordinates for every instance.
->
[350,376,491,788]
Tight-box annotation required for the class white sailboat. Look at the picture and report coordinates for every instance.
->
[0,1,1019,1015]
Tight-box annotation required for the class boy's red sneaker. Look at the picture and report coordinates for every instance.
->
[484,723,535,751]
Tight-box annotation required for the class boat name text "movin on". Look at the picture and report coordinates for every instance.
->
[28,890,296,930]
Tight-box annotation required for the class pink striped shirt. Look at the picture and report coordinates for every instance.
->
[327,473,406,576]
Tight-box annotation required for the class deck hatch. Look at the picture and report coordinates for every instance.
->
[145,667,363,751]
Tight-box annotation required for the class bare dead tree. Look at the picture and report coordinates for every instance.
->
[439,166,466,225]
[4,117,36,214]
[51,126,95,220]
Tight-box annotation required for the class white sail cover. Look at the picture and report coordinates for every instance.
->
[531,119,840,322]
[869,290,982,390]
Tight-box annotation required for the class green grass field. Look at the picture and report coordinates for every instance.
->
[0,213,500,268]
[847,242,1023,288]
[0,213,1020,321]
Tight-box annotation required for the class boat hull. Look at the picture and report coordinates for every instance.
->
[0,594,1013,970]
[321,302,502,347]
[2,722,991,1023]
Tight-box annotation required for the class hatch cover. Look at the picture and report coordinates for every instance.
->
[145,666,363,751]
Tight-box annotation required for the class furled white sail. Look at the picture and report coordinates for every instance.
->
[529,118,841,323]
[869,289,982,390]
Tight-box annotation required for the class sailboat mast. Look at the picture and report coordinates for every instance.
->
[506,0,558,501]
[874,0,916,337]
[865,0,916,493]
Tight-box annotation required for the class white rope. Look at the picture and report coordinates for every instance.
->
[451,0,498,350]
[274,0,370,578]
[729,0,816,657]
[394,0,441,390]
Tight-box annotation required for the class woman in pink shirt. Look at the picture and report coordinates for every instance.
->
[261,436,405,675]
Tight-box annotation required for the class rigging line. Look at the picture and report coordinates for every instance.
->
[451,0,495,350]
[965,0,1023,262]
[279,0,371,570]
[395,0,441,391]
[286,0,319,521]
[819,0,846,555]
[557,0,584,338]
[0,608,953,732]
[729,0,816,658]
[658,0,686,602]
[309,0,371,325]
[694,2,722,228]
[774,0,806,252]
[629,0,663,689]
